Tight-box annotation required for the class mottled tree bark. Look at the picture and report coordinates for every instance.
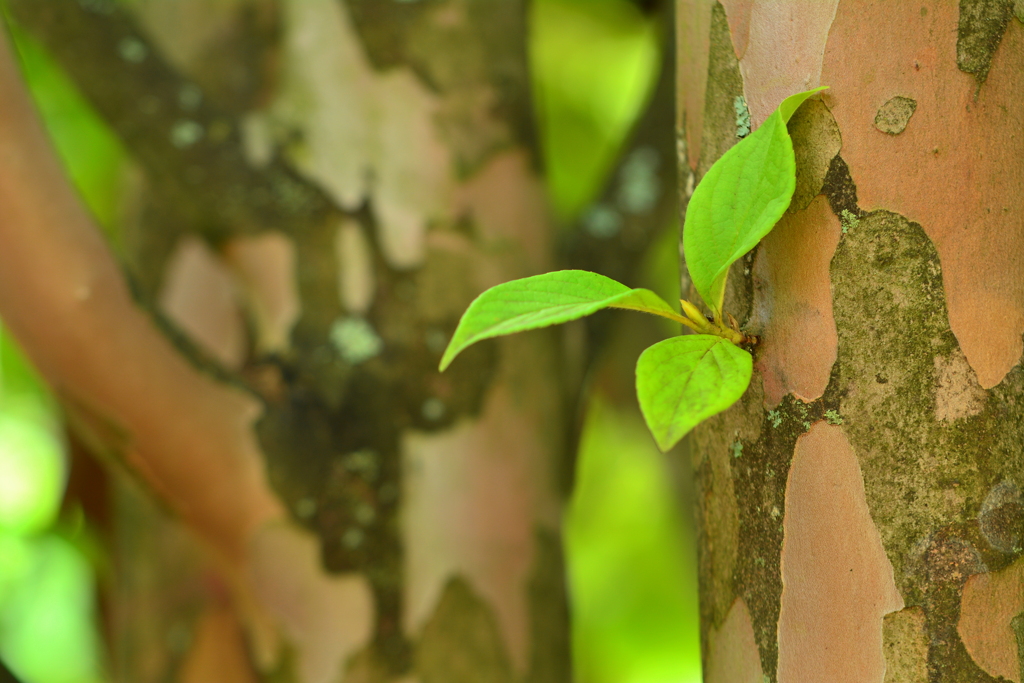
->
[678,1,1024,682]
[1,0,575,680]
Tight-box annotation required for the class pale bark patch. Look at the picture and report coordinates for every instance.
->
[958,557,1024,682]
[933,349,987,421]
[778,423,904,683]
[179,604,259,683]
[453,151,552,273]
[706,597,763,683]
[737,0,840,126]
[402,383,542,674]
[334,219,377,315]
[272,0,453,269]
[225,232,301,356]
[752,195,840,406]
[159,236,247,369]
[881,607,928,683]
[821,2,1024,388]
[247,522,374,683]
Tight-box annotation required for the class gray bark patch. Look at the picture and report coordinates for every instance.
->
[957,0,1015,85]
[697,2,745,179]
[415,577,515,683]
[525,530,572,683]
[874,96,918,135]
[787,99,842,211]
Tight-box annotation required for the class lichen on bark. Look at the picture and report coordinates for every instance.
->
[827,192,1024,681]
[957,0,1016,85]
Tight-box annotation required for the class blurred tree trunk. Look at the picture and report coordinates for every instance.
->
[1,0,578,680]
[678,2,1024,682]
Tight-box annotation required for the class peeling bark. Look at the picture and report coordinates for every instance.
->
[681,2,1024,681]
[0,0,610,678]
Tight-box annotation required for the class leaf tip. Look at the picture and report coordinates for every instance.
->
[438,347,458,373]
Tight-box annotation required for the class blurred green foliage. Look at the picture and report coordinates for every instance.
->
[532,1,701,681]
[0,329,105,683]
[530,0,662,221]
[566,399,700,683]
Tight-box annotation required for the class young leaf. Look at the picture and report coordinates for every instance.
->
[635,335,752,452]
[683,87,827,318]
[439,270,684,371]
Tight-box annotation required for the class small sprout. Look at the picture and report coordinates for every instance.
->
[802,421,811,431]
[825,409,844,425]
[754,556,766,567]
[840,209,860,234]
[770,505,781,519]
[731,440,743,459]
[734,95,751,138]
[437,89,826,452]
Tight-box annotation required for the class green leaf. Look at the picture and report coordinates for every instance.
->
[439,270,684,371]
[683,87,827,318]
[635,335,752,451]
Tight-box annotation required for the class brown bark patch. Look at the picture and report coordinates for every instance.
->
[676,0,714,170]
[247,522,374,683]
[958,557,1024,681]
[883,607,929,683]
[719,0,754,60]
[179,605,259,683]
[706,597,763,683]
[777,423,904,683]
[822,1,1024,388]
[752,195,840,406]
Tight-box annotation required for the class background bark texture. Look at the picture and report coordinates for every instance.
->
[0,0,676,681]
[678,1,1024,681]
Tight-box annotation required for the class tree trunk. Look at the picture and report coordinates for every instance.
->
[678,1,1024,681]
[0,0,584,680]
